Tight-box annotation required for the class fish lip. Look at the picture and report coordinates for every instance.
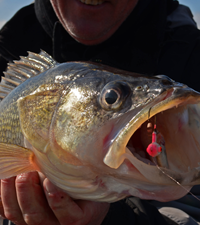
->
[103,86,200,169]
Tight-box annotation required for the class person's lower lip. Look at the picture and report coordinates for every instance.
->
[78,0,105,6]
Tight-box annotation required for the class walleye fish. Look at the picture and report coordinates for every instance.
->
[0,51,200,203]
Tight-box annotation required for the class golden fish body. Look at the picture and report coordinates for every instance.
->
[0,51,200,202]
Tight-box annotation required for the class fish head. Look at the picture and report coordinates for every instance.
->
[101,74,200,202]
[49,65,173,164]
[45,63,200,202]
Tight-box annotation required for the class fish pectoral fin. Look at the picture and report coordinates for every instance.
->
[0,143,37,179]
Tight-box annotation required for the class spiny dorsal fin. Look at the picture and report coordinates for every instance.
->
[0,50,58,100]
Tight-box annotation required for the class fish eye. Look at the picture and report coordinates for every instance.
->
[105,89,119,105]
[100,81,131,110]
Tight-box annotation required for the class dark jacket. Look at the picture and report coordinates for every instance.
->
[0,0,200,224]
[0,0,200,90]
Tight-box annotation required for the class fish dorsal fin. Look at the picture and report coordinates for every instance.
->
[0,50,58,100]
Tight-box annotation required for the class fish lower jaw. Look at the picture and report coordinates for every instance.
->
[79,0,104,5]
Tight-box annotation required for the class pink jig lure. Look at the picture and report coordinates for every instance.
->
[146,124,162,157]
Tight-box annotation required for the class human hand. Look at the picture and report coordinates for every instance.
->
[0,172,110,225]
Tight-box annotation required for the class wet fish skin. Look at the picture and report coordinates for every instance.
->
[0,51,200,202]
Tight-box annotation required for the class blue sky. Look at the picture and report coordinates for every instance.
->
[0,0,199,28]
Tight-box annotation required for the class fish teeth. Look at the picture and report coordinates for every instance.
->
[79,0,104,5]
[147,122,152,128]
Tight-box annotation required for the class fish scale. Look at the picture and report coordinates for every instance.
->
[0,103,23,145]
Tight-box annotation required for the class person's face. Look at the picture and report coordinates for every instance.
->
[50,0,138,45]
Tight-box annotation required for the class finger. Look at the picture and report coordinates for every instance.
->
[16,172,59,225]
[1,177,26,225]
[76,200,110,225]
[0,180,5,219]
[0,200,5,220]
[44,178,84,225]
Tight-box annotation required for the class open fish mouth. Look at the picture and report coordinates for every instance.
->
[104,86,200,182]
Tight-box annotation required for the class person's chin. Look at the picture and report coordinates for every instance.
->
[66,29,112,45]
[64,21,119,46]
